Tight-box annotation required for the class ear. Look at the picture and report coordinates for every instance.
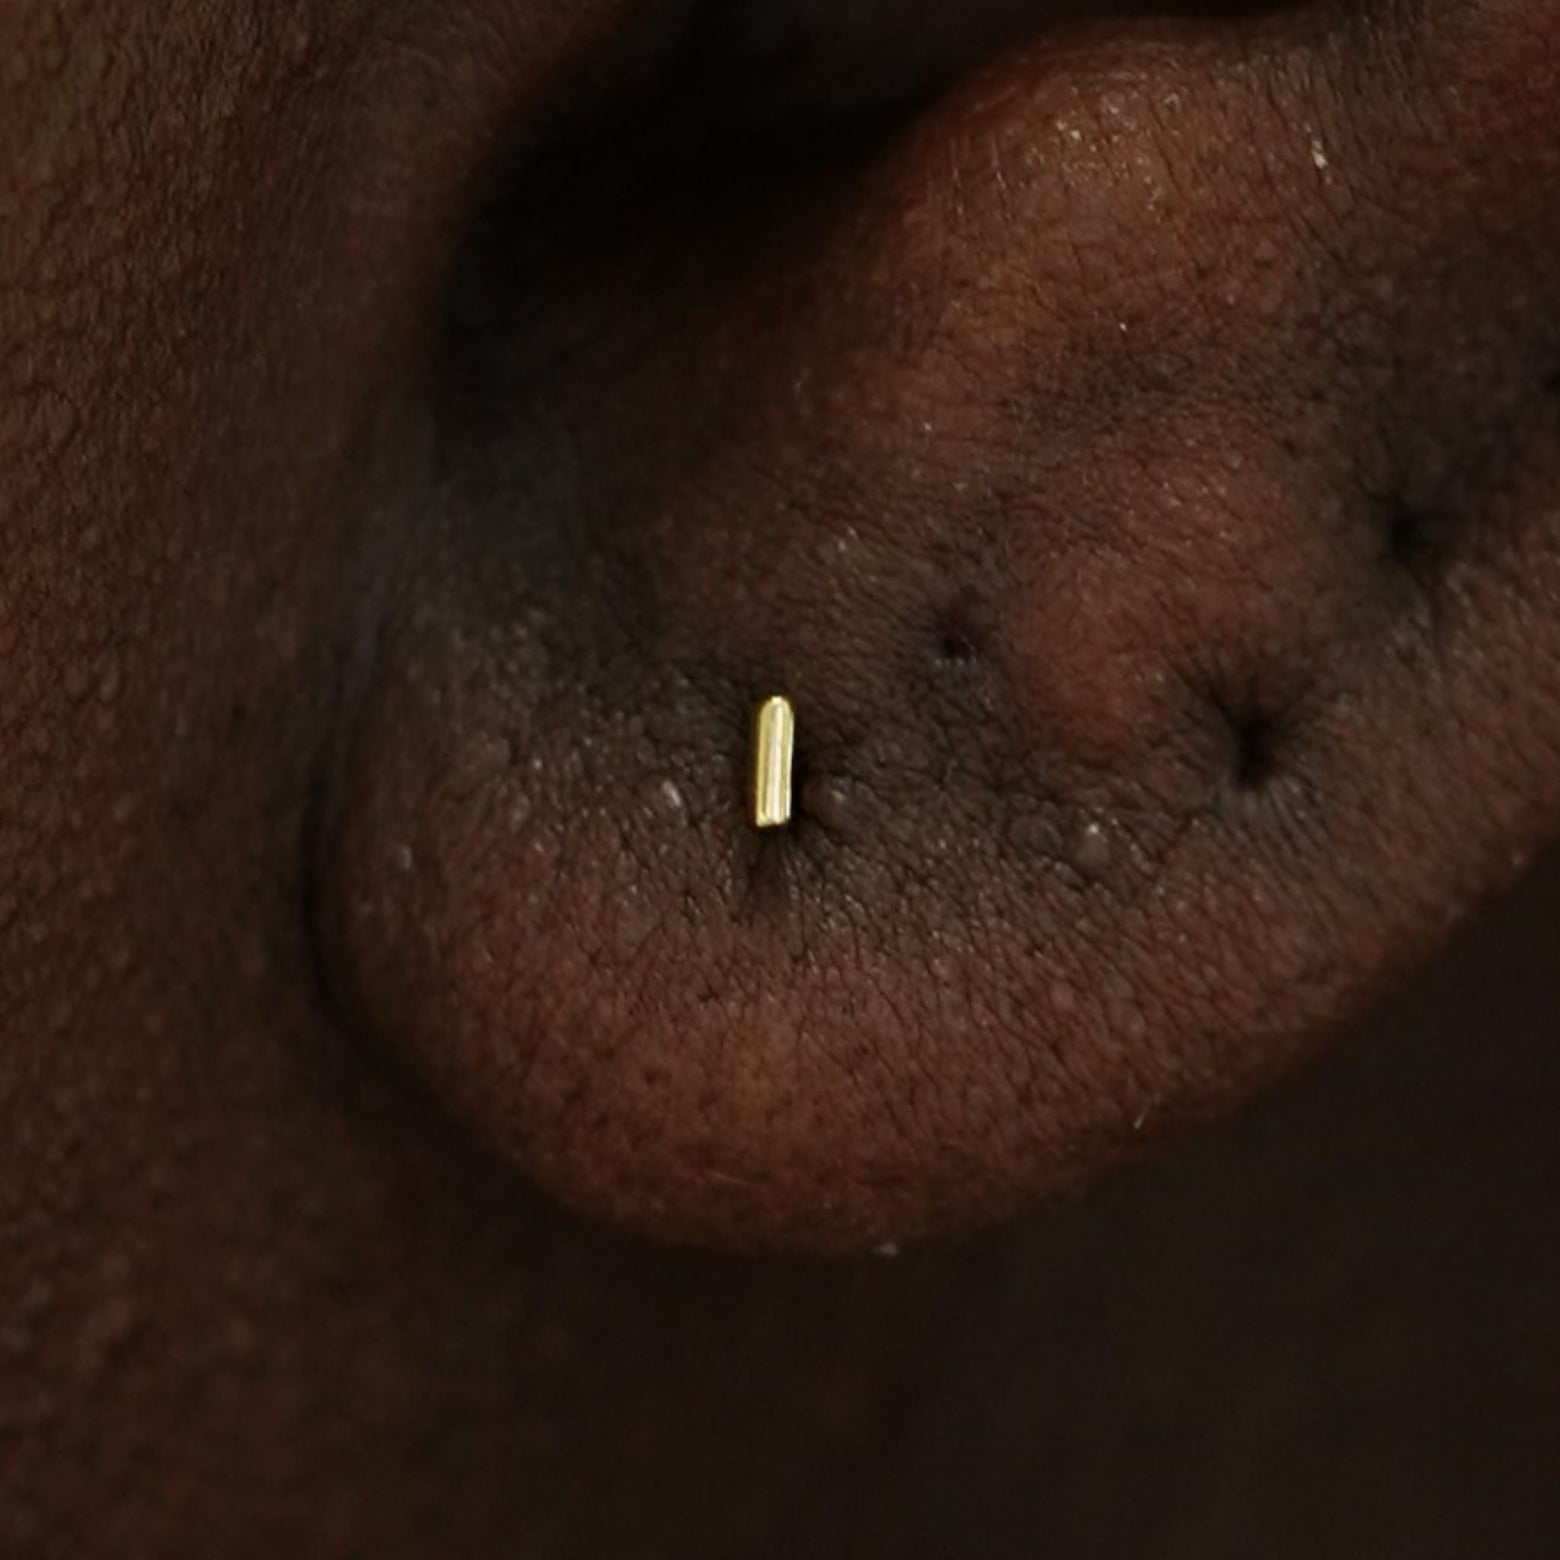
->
[321,0,1560,1251]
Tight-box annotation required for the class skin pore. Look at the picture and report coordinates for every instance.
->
[1,0,1556,1554]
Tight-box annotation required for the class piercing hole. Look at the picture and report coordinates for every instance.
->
[935,603,982,665]
[1383,500,1447,572]
[1223,702,1282,791]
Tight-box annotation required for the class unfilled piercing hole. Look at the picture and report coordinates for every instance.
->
[1383,500,1447,572]
[940,628,979,663]
[935,603,982,665]
[1223,702,1282,790]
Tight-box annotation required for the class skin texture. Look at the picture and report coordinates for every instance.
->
[0,0,1555,1553]
[328,0,1560,1249]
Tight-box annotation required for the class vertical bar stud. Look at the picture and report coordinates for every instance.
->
[751,696,796,830]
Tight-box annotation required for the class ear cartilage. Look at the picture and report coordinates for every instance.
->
[751,696,796,831]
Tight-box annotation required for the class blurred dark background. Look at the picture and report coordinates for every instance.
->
[849,849,1560,1557]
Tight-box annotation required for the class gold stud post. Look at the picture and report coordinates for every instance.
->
[751,696,796,830]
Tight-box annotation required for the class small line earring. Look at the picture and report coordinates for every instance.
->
[751,696,796,830]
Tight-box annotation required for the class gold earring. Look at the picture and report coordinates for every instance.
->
[751,696,796,830]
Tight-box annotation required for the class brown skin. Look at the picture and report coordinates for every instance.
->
[0,0,1556,1553]
[330,0,1560,1248]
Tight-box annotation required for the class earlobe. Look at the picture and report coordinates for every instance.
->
[317,0,1560,1253]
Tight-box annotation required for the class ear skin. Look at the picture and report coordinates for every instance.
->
[321,2,1560,1252]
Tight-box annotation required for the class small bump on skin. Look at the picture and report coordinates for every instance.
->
[1071,820,1114,881]
[798,774,857,836]
[645,776,690,826]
